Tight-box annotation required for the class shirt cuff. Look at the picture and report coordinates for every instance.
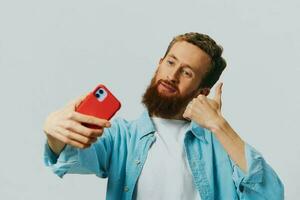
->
[44,142,60,165]
[43,142,79,178]
[231,143,264,192]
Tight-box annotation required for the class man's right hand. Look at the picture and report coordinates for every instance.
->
[43,94,111,155]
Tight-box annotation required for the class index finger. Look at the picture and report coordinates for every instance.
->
[70,111,111,127]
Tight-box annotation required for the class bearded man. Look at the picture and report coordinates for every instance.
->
[43,32,284,200]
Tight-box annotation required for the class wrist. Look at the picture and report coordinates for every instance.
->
[210,117,245,146]
[46,134,66,156]
[209,116,229,134]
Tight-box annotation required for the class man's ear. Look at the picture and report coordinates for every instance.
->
[196,87,210,96]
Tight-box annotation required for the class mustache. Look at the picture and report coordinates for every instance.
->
[157,79,178,92]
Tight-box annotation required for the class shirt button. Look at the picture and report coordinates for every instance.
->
[124,186,129,192]
[135,159,141,165]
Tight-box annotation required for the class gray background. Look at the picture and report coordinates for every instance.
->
[0,0,299,199]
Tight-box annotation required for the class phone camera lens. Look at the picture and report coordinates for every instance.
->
[95,88,107,102]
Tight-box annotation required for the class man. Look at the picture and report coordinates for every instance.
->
[43,32,284,200]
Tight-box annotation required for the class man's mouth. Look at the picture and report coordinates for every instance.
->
[159,81,177,93]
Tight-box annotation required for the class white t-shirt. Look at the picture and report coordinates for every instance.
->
[136,117,201,200]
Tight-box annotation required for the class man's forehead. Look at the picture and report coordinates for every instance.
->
[166,41,211,71]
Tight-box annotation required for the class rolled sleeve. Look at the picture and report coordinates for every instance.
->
[44,142,60,166]
[232,143,264,191]
[43,125,114,178]
[231,143,284,199]
[44,143,81,178]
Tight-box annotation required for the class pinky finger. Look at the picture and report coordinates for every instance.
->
[51,131,91,149]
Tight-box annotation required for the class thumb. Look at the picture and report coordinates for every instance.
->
[214,82,223,106]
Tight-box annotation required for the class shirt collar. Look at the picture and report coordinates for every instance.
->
[189,121,208,143]
[136,109,207,143]
[136,110,156,140]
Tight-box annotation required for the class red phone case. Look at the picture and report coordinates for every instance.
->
[76,84,121,129]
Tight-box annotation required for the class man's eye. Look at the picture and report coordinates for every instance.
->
[167,60,174,65]
[182,69,192,77]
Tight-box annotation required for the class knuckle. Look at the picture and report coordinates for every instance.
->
[86,117,93,124]
[71,111,77,117]
[197,95,205,100]
[200,94,205,98]
[197,98,205,103]
[64,130,71,138]
[187,112,192,117]
[94,118,101,125]
[190,103,194,109]
[96,120,102,126]
[65,112,72,119]
[86,129,94,137]
[83,138,90,144]
[63,138,71,144]
[64,121,73,129]
[89,116,97,121]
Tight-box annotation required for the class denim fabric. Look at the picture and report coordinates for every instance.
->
[44,110,284,200]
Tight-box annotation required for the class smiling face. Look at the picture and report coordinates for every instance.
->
[156,41,212,97]
[142,41,212,119]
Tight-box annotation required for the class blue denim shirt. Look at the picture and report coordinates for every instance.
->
[44,110,284,200]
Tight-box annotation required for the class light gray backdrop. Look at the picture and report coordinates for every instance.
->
[0,0,299,199]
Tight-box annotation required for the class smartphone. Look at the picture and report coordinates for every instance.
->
[76,84,121,129]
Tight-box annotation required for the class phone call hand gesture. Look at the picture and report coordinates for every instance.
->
[183,83,224,132]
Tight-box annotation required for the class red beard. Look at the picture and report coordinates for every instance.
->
[142,77,198,119]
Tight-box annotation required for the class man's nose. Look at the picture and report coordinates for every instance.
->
[167,68,180,84]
